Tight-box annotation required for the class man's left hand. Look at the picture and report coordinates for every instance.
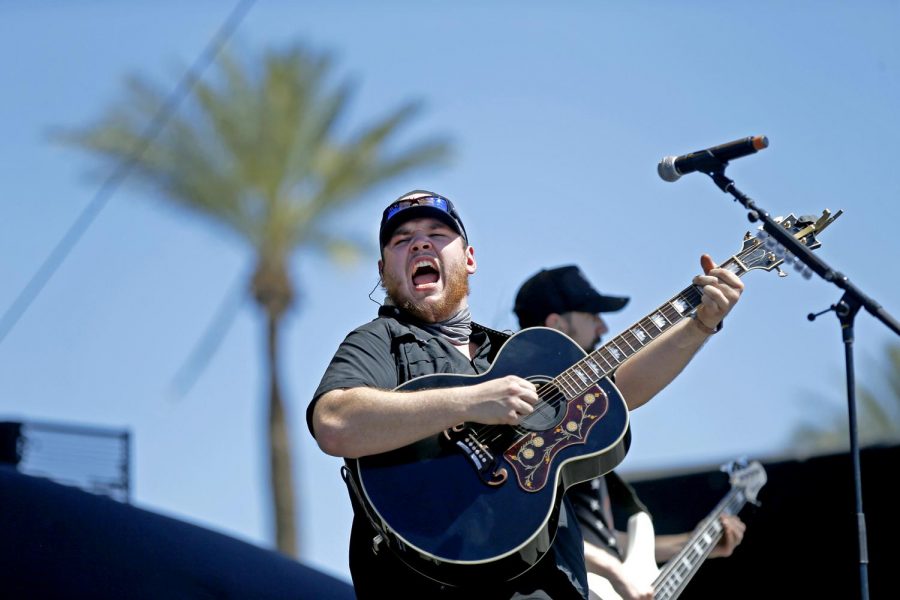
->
[711,514,746,558]
[692,254,744,331]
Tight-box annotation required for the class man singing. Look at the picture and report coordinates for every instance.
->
[308,190,743,599]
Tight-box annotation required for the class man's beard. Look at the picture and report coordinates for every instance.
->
[383,262,470,323]
[559,313,600,353]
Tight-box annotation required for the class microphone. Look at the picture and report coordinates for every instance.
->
[658,135,769,182]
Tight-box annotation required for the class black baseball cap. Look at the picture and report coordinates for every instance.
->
[514,265,630,328]
[379,190,468,248]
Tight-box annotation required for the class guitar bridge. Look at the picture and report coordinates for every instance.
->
[444,428,508,486]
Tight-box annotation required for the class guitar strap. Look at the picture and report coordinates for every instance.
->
[569,467,650,558]
[341,462,389,555]
[471,322,513,359]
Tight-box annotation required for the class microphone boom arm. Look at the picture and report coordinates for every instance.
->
[707,165,899,336]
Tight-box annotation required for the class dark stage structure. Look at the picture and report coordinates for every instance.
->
[0,465,355,599]
[0,419,353,599]
[624,444,897,599]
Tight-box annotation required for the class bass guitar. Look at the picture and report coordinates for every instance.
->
[350,210,839,586]
[588,460,767,600]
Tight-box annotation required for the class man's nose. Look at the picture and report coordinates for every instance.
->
[410,234,432,251]
[596,317,609,336]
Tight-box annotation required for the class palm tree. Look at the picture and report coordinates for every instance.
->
[56,45,451,557]
[790,342,900,456]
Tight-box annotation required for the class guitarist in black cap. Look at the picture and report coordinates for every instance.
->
[514,266,746,600]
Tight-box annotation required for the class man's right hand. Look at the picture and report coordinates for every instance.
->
[463,375,539,425]
[607,565,654,600]
[585,541,653,600]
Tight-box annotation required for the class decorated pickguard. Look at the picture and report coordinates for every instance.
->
[504,384,608,492]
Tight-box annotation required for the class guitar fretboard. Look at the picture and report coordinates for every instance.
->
[552,257,746,399]
[653,487,747,600]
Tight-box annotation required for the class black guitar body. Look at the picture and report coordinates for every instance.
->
[351,327,631,586]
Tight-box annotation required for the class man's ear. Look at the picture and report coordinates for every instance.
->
[544,313,565,331]
[465,246,477,275]
[377,259,384,279]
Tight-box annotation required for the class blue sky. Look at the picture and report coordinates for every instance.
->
[2,0,898,583]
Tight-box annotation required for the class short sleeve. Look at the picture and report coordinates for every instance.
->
[306,323,398,437]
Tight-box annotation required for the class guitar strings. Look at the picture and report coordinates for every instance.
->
[654,489,746,598]
[469,287,702,441]
[460,277,721,454]
[471,382,569,446]
[467,286,706,449]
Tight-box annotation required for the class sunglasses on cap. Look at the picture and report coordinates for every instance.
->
[380,192,468,248]
[384,195,452,220]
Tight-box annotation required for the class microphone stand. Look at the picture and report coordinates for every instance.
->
[698,157,900,600]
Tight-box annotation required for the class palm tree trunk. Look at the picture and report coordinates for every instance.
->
[266,311,298,557]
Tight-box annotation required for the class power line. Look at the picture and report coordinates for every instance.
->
[0,0,258,344]
[169,269,248,400]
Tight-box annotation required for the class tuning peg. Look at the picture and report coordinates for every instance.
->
[793,261,813,279]
[755,229,768,240]
[776,266,788,277]
[782,251,794,265]
[720,460,740,474]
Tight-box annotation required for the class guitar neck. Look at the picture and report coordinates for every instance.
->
[652,488,748,600]
[554,255,748,396]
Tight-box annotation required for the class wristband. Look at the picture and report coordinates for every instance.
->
[691,313,721,335]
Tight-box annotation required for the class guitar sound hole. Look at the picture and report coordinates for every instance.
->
[520,377,566,431]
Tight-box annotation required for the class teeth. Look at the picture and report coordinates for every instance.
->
[414,260,435,270]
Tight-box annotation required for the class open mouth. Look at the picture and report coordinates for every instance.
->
[411,259,440,289]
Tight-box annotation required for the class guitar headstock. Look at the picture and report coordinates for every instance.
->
[722,459,767,504]
[733,209,842,278]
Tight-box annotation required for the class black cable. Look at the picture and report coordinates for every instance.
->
[0,0,258,344]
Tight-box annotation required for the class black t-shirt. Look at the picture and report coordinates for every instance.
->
[309,306,589,599]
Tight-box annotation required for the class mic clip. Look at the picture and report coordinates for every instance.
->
[689,151,729,176]
[807,304,838,322]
